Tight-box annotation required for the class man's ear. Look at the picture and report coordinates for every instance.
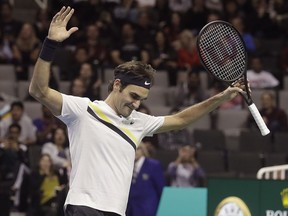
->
[113,79,121,91]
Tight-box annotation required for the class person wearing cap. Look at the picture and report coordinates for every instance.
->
[29,7,247,216]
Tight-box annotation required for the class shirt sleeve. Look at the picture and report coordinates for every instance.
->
[135,112,165,137]
[56,94,90,126]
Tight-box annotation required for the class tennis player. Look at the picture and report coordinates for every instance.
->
[29,6,246,216]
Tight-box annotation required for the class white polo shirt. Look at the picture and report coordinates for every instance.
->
[57,94,164,216]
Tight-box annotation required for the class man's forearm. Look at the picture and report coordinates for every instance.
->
[175,91,228,128]
[29,58,51,99]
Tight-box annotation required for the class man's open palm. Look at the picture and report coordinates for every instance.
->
[48,6,78,42]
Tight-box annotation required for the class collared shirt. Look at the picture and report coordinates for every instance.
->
[58,94,164,216]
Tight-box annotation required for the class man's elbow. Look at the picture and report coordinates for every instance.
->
[28,83,46,100]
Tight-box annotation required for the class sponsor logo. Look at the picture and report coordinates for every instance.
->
[144,81,150,85]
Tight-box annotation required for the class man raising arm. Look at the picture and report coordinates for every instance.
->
[29,6,246,216]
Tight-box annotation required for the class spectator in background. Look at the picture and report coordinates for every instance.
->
[0,2,22,42]
[206,11,223,23]
[135,0,157,9]
[73,0,103,28]
[149,30,178,86]
[158,108,191,151]
[0,123,30,215]
[268,0,288,36]
[176,30,202,72]
[34,8,52,41]
[162,12,184,46]
[0,27,18,64]
[166,145,205,187]
[168,0,192,14]
[247,55,279,89]
[42,127,70,171]
[174,71,208,108]
[69,78,86,97]
[154,0,170,25]
[0,101,36,146]
[250,0,280,39]
[76,62,102,101]
[135,10,157,51]
[110,22,149,66]
[27,154,67,216]
[223,0,240,21]
[279,42,288,78]
[246,91,288,133]
[33,105,64,145]
[77,24,108,66]
[230,16,257,54]
[69,46,90,80]
[183,0,208,34]
[205,0,223,12]
[13,23,41,80]
[113,0,138,26]
[95,10,118,47]
[126,142,165,216]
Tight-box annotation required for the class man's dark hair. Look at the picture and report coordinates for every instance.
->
[107,61,156,93]
[8,123,22,133]
[10,101,24,111]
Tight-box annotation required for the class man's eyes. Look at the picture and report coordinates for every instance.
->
[130,93,146,101]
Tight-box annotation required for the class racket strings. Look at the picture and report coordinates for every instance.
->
[199,23,246,82]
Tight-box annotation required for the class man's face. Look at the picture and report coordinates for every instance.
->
[114,83,149,117]
[11,106,23,122]
[261,94,274,109]
[9,127,20,140]
[251,58,262,73]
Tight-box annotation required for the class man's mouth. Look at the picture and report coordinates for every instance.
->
[127,104,134,110]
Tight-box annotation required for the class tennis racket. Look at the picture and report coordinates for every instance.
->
[196,20,270,136]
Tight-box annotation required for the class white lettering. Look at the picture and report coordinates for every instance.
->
[266,210,288,216]
[267,210,275,216]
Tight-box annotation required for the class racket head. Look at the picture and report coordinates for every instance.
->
[196,20,248,83]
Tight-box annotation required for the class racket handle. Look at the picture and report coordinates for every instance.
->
[248,103,270,136]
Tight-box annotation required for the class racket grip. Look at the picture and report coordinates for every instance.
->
[248,103,270,136]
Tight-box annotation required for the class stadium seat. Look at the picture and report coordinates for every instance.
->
[103,68,114,83]
[264,153,287,167]
[197,151,232,178]
[153,149,178,170]
[188,115,211,132]
[284,76,288,90]
[228,152,264,179]
[193,129,226,151]
[216,109,249,131]
[274,132,288,153]
[238,130,272,153]
[17,81,30,101]
[145,86,168,107]
[149,106,171,116]
[100,83,109,100]
[279,90,288,111]
[23,101,42,120]
[0,80,17,97]
[154,70,169,87]
[0,64,16,81]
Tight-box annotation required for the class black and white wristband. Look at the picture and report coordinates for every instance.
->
[39,37,61,62]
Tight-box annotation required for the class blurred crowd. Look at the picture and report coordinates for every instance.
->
[1,0,288,85]
[1,0,288,216]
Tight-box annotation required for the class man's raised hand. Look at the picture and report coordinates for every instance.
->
[48,6,78,42]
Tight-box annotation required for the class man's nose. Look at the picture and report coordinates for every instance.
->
[132,100,141,109]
